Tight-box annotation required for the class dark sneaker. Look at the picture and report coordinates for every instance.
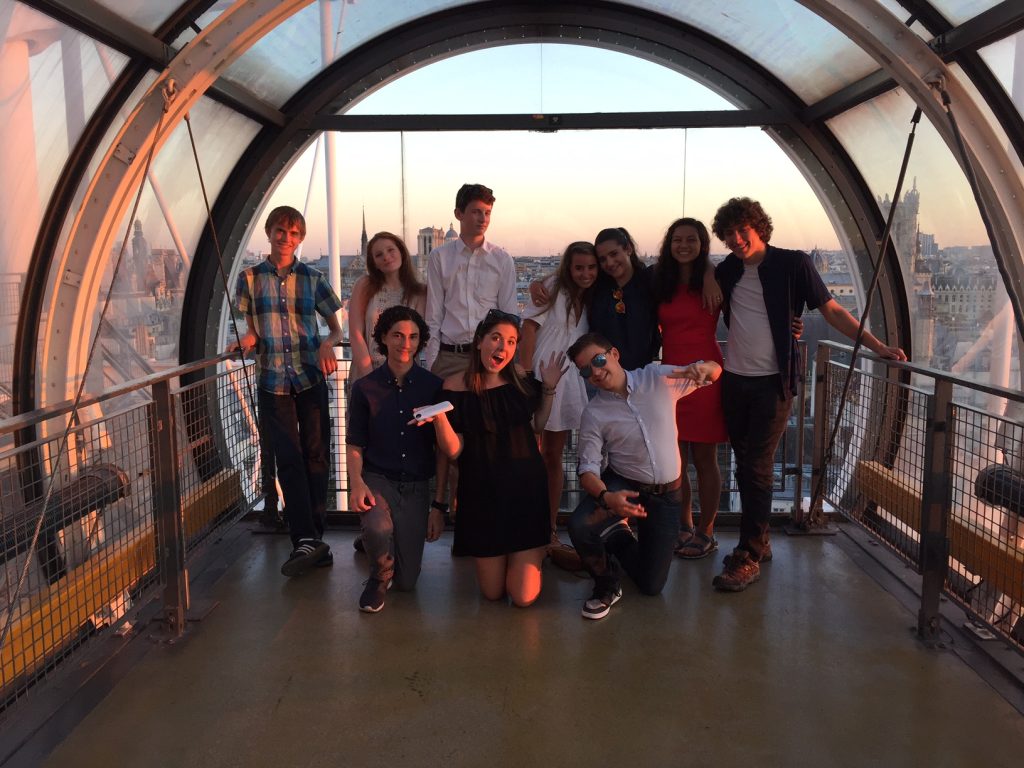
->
[723,540,772,567]
[713,550,761,592]
[352,536,365,553]
[281,539,329,577]
[359,578,391,613]
[598,517,634,542]
[581,587,623,620]
[315,546,334,568]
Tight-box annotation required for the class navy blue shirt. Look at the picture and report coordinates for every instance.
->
[347,363,443,481]
[588,265,661,371]
[715,245,832,397]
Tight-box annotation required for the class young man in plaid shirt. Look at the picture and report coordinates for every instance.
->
[235,205,344,577]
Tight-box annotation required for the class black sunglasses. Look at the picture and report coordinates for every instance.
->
[483,308,521,329]
[578,352,609,378]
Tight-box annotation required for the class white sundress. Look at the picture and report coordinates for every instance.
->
[522,277,589,432]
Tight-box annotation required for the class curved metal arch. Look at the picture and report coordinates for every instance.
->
[800,0,1024,342]
[182,0,907,362]
[32,0,312,410]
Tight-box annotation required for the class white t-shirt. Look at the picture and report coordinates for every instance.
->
[724,264,779,376]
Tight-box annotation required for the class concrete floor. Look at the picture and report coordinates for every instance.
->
[39,529,1024,768]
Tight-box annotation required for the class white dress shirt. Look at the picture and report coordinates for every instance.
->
[424,237,518,368]
[577,364,698,485]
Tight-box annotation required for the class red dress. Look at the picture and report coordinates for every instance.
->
[658,287,728,444]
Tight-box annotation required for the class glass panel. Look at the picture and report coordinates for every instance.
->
[36,71,156,405]
[926,0,1003,25]
[623,0,878,103]
[100,97,259,370]
[40,93,259,402]
[0,1,129,408]
[978,29,1024,128]
[346,43,735,115]
[213,0,475,107]
[827,88,1019,396]
[90,0,176,32]
[950,61,1024,195]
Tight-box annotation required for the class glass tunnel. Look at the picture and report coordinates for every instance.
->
[2,0,1024,760]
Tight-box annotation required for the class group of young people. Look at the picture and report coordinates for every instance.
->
[234,185,907,620]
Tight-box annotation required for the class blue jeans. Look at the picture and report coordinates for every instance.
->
[258,381,330,547]
[568,470,680,596]
[359,472,431,590]
[721,372,792,562]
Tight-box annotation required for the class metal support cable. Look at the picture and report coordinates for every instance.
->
[182,111,259,429]
[806,106,922,525]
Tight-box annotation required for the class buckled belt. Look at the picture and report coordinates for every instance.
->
[632,476,682,495]
[439,342,471,354]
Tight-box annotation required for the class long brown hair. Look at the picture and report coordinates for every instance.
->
[547,241,597,327]
[365,231,425,306]
[653,218,711,304]
[463,313,529,396]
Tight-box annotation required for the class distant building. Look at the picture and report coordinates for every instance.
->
[931,270,998,336]
[877,177,920,279]
[360,208,368,260]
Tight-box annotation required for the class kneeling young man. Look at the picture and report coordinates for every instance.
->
[347,306,445,612]
[567,332,722,620]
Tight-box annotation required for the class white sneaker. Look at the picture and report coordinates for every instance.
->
[581,587,623,620]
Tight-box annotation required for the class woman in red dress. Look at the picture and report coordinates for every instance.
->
[655,218,727,559]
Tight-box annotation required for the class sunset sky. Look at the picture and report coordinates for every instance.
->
[249,42,990,260]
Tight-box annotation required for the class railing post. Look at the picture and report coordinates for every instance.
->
[151,379,188,637]
[918,378,953,645]
[790,346,831,532]
[790,342,809,522]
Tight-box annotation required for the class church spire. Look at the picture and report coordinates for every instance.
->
[360,206,368,258]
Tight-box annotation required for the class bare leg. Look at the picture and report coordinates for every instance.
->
[474,555,510,601]
[678,440,695,533]
[541,430,569,539]
[691,441,722,536]
[506,547,546,607]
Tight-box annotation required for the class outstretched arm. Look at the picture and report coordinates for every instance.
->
[818,299,907,361]
[665,359,722,386]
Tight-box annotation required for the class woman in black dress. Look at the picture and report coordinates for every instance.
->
[428,309,566,606]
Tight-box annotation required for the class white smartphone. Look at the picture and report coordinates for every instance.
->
[412,401,454,422]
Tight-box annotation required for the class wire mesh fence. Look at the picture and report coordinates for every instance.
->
[0,401,153,711]
[817,341,1024,650]
[0,355,259,714]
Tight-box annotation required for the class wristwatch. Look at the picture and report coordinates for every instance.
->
[596,489,610,509]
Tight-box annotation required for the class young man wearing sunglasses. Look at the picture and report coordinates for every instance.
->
[566,332,722,620]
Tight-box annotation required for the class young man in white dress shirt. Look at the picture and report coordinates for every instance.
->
[567,332,722,620]
[424,183,519,378]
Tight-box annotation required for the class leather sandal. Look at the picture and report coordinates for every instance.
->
[675,532,719,560]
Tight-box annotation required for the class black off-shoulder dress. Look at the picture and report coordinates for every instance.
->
[444,380,550,558]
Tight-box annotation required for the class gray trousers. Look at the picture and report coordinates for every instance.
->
[360,471,431,590]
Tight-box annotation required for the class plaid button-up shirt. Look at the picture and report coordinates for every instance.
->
[236,258,343,394]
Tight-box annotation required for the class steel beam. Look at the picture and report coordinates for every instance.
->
[310,109,784,132]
